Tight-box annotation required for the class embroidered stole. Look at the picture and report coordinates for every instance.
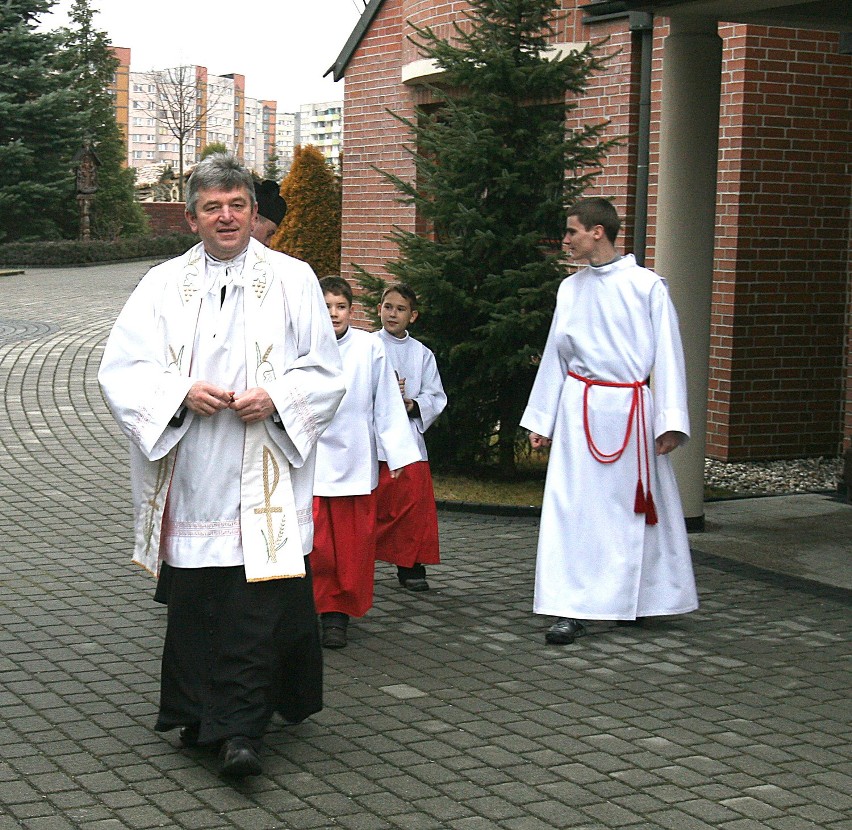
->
[133,243,305,580]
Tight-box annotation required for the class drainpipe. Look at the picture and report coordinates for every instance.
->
[631,12,654,266]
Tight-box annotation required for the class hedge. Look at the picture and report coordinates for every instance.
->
[0,234,200,268]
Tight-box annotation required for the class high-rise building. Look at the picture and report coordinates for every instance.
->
[299,101,343,168]
[111,47,131,148]
[274,111,299,175]
[109,48,343,179]
[260,100,278,177]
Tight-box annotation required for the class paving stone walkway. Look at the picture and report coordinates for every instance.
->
[0,262,849,829]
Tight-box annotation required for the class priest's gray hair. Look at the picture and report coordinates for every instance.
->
[186,153,256,217]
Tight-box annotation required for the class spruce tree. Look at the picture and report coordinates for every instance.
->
[358,0,614,473]
[0,0,80,241]
[57,0,147,239]
[271,145,341,277]
[264,151,281,181]
[201,142,228,159]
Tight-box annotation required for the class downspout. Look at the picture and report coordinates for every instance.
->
[631,12,654,266]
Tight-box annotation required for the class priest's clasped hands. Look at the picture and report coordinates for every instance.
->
[184,380,276,424]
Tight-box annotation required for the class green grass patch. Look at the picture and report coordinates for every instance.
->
[432,473,546,507]
[433,468,739,507]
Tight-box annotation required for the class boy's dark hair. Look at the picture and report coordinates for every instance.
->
[319,276,352,305]
[567,197,621,244]
[381,282,418,311]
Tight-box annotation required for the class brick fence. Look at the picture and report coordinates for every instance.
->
[141,202,190,236]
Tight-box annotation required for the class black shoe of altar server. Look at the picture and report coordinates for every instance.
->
[545,617,586,645]
[321,611,349,649]
[219,736,262,777]
[397,564,430,592]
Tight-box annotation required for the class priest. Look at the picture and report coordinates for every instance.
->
[99,153,344,777]
[251,178,287,246]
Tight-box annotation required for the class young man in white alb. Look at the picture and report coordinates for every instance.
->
[521,197,698,646]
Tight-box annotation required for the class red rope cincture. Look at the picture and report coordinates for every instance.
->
[567,371,658,526]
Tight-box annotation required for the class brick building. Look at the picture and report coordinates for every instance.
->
[329,0,850,521]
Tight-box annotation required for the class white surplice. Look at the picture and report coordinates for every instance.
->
[314,327,420,496]
[99,239,344,581]
[520,255,698,620]
[375,328,447,462]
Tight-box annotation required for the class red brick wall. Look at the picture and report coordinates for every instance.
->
[340,3,851,459]
[341,0,415,327]
[710,26,850,460]
[141,202,191,236]
[564,16,643,251]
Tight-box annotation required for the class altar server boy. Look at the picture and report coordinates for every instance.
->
[312,277,420,648]
[374,284,447,591]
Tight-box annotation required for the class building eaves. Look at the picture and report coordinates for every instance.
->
[325,0,388,82]
[583,0,851,32]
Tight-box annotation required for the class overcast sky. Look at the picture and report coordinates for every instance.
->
[40,0,364,112]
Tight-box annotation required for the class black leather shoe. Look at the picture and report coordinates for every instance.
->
[545,617,586,645]
[400,577,430,592]
[179,724,200,747]
[322,624,347,648]
[219,737,262,777]
[321,612,349,649]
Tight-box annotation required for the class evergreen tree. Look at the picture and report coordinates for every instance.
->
[358,0,614,473]
[149,65,222,200]
[264,151,281,181]
[56,0,147,239]
[0,0,80,241]
[201,142,228,159]
[271,145,341,277]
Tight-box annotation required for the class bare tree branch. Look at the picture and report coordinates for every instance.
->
[144,65,224,199]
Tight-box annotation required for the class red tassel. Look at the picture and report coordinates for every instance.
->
[634,479,646,514]
[644,490,658,526]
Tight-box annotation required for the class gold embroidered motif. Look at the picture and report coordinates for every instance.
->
[143,457,171,555]
[180,249,202,302]
[251,254,270,300]
[254,445,287,562]
[167,345,184,372]
[255,343,276,385]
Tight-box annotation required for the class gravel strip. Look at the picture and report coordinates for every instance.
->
[704,455,845,496]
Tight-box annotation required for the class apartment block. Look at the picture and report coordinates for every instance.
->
[274,111,299,174]
[110,48,341,179]
[299,100,344,168]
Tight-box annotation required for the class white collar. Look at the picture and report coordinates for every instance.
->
[203,248,248,292]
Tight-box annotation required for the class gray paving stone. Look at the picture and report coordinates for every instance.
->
[0,261,849,829]
[20,818,79,830]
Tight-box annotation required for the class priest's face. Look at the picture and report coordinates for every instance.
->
[252,215,278,247]
[186,186,257,261]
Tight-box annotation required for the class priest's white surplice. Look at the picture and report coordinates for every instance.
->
[313,327,420,496]
[99,239,344,581]
[520,255,698,620]
[375,328,447,462]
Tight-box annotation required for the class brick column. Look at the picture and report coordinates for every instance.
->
[655,17,722,529]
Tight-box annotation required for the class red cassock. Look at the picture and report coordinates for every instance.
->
[375,461,440,568]
[311,494,378,617]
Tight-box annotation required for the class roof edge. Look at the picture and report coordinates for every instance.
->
[325,0,388,82]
